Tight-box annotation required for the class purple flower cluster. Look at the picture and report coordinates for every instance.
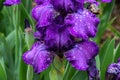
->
[23,0,102,74]
[3,0,112,76]
[24,0,112,74]
[106,59,120,80]
[4,0,21,6]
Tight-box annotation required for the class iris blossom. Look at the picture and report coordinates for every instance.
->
[23,0,101,74]
[3,0,21,6]
[24,0,111,76]
[106,59,120,80]
[3,0,112,79]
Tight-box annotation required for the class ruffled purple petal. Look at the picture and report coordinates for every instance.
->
[3,0,21,6]
[106,63,120,80]
[35,0,50,5]
[72,0,84,11]
[107,63,120,75]
[33,50,53,73]
[65,9,100,39]
[87,58,100,80]
[64,41,99,70]
[31,4,57,28]
[102,0,112,3]
[45,23,73,52]
[78,41,99,59]
[51,0,75,12]
[34,31,42,40]
[22,41,53,73]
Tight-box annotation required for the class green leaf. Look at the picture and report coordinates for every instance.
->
[26,66,33,80]
[71,71,87,80]
[63,62,76,80]
[110,26,120,38]
[0,33,15,80]
[0,58,7,80]
[49,68,63,80]
[100,39,115,80]
[0,0,4,11]
[96,55,100,70]
[99,39,111,65]
[25,31,34,49]
[49,57,64,80]
[6,30,15,50]
[95,0,115,44]
[20,3,35,30]
[114,43,120,62]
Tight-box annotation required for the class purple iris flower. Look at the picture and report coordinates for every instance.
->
[3,0,21,6]
[65,9,100,39]
[106,59,120,80]
[22,0,100,74]
[22,0,110,75]
[23,40,99,73]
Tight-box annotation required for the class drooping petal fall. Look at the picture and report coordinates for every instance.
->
[64,41,99,70]
[22,42,53,73]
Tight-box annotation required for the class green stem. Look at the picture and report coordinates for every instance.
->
[12,5,19,80]
[27,66,33,80]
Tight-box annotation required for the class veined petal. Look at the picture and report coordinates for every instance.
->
[22,41,53,73]
[77,41,99,59]
[35,0,50,5]
[65,9,100,39]
[33,50,53,73]
[107,63,120,75]
[64,41,99,70]
[32,4,57,27]
[45,23,73,53]
[3,0,21,6]
[34,31,42,40]
[51,0,75,12]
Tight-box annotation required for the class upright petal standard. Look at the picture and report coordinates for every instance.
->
[65,9,100,39]
[31,4,57,28]
[51,0,75,12]
[4,0,21,6]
